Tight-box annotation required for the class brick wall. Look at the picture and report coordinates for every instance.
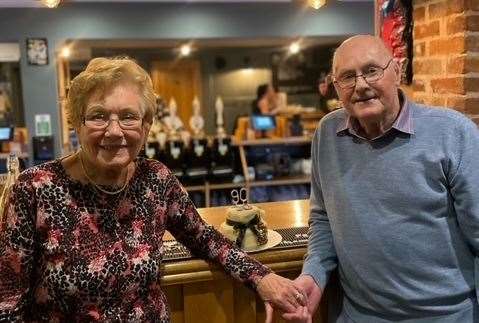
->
[412,0,479,125]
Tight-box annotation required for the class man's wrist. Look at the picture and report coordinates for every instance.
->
[299,273,323,292]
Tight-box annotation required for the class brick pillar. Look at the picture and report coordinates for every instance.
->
[412,0,479,125]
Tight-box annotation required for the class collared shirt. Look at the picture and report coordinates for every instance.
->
[337,90,414,140]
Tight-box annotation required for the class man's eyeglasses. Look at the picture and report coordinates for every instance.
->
[83,111,143,130]
[333,58,394,89]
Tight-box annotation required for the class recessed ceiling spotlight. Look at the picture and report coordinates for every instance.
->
[60,46,70,58]
[180,44,191,57]
[289,42,301,55]
[41,0,61,8]
[309,0,326,9]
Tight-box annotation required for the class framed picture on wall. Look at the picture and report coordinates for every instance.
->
[26,38,49,66]
[375,0,413,84]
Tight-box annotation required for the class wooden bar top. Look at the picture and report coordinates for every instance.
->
[161,199,310,286]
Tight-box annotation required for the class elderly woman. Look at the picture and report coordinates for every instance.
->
[0,57,306,321]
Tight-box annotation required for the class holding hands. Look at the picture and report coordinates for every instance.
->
[258,273,322,323]
[281,275,322,322]
[257,273,308,322]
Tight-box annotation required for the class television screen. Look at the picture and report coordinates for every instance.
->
[251,115,275,131]
[0,127,13,141]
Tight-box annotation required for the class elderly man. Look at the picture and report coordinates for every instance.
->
[284,35,479,322]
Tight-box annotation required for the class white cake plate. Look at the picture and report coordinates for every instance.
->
[245,230,282,253]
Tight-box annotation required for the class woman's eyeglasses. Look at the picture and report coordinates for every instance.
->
[83,111,143,130]
[333,58,394,89]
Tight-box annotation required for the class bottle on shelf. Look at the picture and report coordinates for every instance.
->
[0,153,19,226]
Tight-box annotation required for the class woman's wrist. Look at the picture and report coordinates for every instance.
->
[252,267,274,290]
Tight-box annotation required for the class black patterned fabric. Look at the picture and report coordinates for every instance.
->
[0,158,271,322]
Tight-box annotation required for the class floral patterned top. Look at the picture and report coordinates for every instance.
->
[0,158,271,322]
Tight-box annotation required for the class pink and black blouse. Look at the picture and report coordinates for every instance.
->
[0,158,271,322]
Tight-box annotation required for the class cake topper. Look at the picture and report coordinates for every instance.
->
[231,188,252,210]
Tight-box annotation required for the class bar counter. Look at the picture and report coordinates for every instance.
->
[162,199,332,323]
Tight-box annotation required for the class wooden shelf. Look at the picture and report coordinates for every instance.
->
[249,175,311,187]
[185,181,246,192]
[209,182,245,190]
[233,136,312,146]
[184,185,206,192]
[299,112,325,119]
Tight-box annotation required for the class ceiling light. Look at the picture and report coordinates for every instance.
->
[60,47,70,58]
[309,0,326,9]
[289,42,301,54]
[180,44,191,57]
[41,0,61,8]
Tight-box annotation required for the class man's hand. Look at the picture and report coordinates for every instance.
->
[257,273,307,319]
[281,275,322,321]
[265,302,311,323]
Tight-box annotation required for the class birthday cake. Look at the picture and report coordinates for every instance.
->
[219,205,268,251]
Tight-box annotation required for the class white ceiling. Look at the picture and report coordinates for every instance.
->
[0,0,292,8]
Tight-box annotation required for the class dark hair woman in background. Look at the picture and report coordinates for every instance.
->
[252,83,279,116]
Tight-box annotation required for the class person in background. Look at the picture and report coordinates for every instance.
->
[317,73,339,114]
[252,83,279,116]
[0,57,307,321]
[283,35,479,322]
[0,89,12,126]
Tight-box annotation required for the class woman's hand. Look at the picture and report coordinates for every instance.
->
[257,273,307,314]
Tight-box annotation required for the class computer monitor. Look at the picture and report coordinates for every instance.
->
[0,127,13,141]
[251,115,276,131]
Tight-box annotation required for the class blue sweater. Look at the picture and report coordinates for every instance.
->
[302,100,479,322]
